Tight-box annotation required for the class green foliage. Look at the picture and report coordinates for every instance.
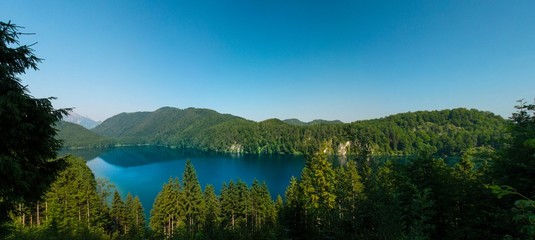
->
[149,177,182,238]
[7,98,533,239]
[181,160,205,235]
[0,21,68,234]
[56,121,115,148]
[203,184,221,239]
[86,107,506,157]
[110,190,126,235]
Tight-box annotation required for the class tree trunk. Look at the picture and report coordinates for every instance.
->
[136,208,139,229]
[86,199,90,227]
[37,201,40,226]
[45,201,48,222]
[231,212,235,230]
[19,204,23,226]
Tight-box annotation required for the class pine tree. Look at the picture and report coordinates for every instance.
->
[44,156,109,237]
[220,181,239,230]
[299,143,337,238]
[180,160,205,234]
[123,193,146,239]
[110,190,126,235]
[150,177,182,238]
[335,160,364,222]
[132,196,146,235]
[283,176,304,239]
[0,21,68,235]
[203,184,220,238]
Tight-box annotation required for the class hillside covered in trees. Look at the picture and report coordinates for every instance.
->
[56,121,115,148]
[8,101,535,240]
[60,107,506,157]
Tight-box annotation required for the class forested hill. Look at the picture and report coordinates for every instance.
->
[56,121,114,148]
[92,107,252,144]
[61,107,507,156]
[283,118,344,126]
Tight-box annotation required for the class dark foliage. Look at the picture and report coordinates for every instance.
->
[0,21,67,235]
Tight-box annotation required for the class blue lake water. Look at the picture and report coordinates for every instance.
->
[63,146,306,218]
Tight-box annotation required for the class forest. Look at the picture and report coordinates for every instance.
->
[5,100,535,240]
[60,106,507,158]
[1,20,534,240]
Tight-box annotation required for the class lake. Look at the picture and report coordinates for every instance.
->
[61,146,306,218]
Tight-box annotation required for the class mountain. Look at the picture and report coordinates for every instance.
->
[92,107,252,145]
[283,118,308,126]
[86,107,507,156]
[63,111,101,129]
[56,121,114,148]
[284,118,344,126]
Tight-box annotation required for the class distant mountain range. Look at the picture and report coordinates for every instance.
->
[283,118,344,126]
[63,111,101,129]
[57,107,507,156]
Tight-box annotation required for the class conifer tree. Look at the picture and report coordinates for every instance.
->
[203,184,220,238]
[110,190,126,235]
[150,177,182,238]
[132,196,146,236]
[220,181,239,230]
[335,160,364,221]
[299,143,337,238]
[44,156,109,236]
[180,160,205,234]
[0,21,68,234]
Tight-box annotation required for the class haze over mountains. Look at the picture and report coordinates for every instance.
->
[63,111,101,129]
[57,106,507,156]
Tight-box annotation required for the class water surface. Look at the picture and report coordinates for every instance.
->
[63,147,306,218]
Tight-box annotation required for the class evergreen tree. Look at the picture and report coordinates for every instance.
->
[334,160,364,236]
[123,193,146,239]
[132,196,146,236]
[220,181,239,231]
[0,21,68,235]
[283,176,304,239]
[180,160,205,235]
[203,184,220,238]
[110,190,126,235]
[150,177,182,238]
[42,156,109,237]
[299,143,337,238]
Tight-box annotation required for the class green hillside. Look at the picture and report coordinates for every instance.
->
[88,107,507,156]
[56,121,115,148]
[284,118,344,126]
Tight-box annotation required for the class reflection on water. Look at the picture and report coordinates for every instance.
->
[63,146,306,218]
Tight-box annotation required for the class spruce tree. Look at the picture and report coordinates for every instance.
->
[110,190,126,235]
[44,156,109,237]
[150,177,182,238]
[0,21,68,234]
[203,184,220,238]
[180,160,205,234]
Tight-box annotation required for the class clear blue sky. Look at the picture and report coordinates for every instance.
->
[3,1,535,122]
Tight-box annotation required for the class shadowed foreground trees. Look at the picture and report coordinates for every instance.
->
[0,21,68,236]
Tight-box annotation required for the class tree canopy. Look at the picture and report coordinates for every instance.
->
[0,21,67,235]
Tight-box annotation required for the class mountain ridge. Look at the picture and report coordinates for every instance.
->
[63,111,101,129]
[59,107,507,156]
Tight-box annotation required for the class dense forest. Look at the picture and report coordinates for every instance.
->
[60,107,507,157]
[6,101,535,240]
